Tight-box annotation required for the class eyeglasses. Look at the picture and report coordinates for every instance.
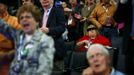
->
[20,15,33,20]
[89,53,104,60]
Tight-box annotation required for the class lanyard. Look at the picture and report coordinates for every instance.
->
[17,35,24,61]
[17,35,33,61]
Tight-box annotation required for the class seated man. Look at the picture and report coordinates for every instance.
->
[82,44,125,75]
[76,25,111,51]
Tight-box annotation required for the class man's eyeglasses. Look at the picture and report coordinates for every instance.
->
[89,53,104,60]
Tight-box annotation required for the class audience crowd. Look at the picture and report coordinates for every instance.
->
[0,0,134,75]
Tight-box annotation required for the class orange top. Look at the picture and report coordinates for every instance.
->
[3,15,22,30]
[0,14,22,52]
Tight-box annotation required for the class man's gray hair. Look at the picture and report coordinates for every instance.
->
[86,44,110,59]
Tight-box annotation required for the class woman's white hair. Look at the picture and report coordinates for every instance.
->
[86,44,110,59]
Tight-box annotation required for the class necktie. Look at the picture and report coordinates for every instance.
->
[42,10,48,27]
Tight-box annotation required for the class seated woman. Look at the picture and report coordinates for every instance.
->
[76,24,111,51]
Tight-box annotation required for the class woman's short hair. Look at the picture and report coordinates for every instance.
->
[16,4,41,23]
[86,44,110,59]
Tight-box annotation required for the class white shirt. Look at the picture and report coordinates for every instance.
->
[25,34,32,42]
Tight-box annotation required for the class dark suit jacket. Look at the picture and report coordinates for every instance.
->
[114,0,133,55]
[41,6,66,60]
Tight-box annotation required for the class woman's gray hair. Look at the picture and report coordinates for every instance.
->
[86,44,110,59]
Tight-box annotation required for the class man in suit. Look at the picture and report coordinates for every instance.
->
[40,0,66,61]
[114,0,134,75]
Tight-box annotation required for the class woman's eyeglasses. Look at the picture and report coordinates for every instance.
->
[20,15,33,20]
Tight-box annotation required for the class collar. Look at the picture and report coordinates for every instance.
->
[21,29,43,43]
[110,68,115,75]
[44,6,52,15]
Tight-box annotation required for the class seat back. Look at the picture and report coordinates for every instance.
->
[64,51,89,75]
[107,47,119,68]
[69,51,88,72]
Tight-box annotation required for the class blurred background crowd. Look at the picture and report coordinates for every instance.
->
[0,0,134,75]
